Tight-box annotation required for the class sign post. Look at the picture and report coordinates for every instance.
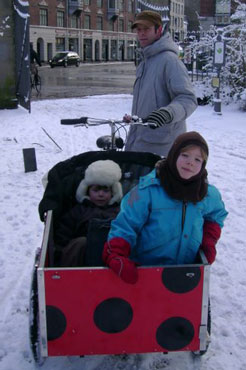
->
[213,33,225,114]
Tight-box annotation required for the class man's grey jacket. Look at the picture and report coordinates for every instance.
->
[125,32,197,157]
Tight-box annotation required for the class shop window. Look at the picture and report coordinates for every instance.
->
[56,37,65,52]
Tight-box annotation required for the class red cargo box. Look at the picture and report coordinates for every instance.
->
[34,211,210,359]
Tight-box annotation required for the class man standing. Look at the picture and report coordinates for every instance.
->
[124,11,197,157]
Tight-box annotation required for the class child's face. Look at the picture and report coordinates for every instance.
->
[176,146,203,180]
[88,185,112,207]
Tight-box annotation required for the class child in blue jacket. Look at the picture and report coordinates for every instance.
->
[103,131,228,283]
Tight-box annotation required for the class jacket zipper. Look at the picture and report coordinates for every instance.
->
[175,201,187,262]
[136,58,145,113]
[182,201,187,230]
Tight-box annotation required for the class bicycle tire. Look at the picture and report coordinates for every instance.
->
[35,75,41,94]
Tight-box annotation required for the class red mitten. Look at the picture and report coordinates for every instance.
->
[201,221,221,264]
[103,237,138,284]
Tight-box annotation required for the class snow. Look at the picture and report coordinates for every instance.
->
[0,94,246,370]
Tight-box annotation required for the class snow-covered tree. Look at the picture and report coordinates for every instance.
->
[223,0,246,109]
[188,0,246,110]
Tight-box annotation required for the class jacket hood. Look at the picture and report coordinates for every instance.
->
[142,32,179,59]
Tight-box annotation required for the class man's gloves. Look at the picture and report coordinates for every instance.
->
[147,108,173,129]
[103,237,138,284]
[201,221,221,264]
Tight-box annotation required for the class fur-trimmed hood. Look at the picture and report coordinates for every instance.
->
[76,160,123,205]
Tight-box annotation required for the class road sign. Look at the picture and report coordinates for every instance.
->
[213,39,225,66]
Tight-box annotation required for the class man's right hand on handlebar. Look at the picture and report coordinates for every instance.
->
[123,114,132,123]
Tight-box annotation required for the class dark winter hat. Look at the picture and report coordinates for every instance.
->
[167,131,209,167]
[158,131,209,203]
[132,10,163,30]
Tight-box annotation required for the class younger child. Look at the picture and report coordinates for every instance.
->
[103,131,228,283]
[55,160,123,266]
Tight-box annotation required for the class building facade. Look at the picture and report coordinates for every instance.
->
[169,0,185,41]
[29,0,138,62]
[184,0,246,36]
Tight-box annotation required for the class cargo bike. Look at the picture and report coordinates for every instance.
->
[30,117,211,365]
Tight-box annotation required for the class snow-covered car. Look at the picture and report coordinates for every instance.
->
[49,51,80,68]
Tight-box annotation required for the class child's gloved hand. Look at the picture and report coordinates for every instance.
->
[201,221,221,264]
[103,237,138,284]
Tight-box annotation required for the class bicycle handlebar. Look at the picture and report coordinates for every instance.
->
[60,115,157,151]
[61,117,88,125]
[60,116,157,128]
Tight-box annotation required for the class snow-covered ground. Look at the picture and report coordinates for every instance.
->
[0,95,246,370]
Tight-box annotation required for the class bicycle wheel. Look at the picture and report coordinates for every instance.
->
[35,75,41,94]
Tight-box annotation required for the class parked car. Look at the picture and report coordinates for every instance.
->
[49,51,80,68]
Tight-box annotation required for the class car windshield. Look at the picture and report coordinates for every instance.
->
[54,52,68,58]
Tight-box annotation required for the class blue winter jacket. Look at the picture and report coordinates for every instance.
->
[108,169,228,265]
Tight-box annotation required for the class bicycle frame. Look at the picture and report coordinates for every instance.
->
[30,69,41,95]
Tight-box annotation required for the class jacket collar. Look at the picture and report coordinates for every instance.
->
[138,169,160,189]
[141,32,178,59]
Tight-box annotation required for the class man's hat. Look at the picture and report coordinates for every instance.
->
[132,10,162,30]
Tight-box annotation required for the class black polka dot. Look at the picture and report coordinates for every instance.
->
[46,305,67,341]
[156,317,194,350]
[162,266,201,293]
[94,298,133,334]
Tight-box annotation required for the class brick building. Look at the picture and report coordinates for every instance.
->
[185,0,246,36]
[29,0,137,62]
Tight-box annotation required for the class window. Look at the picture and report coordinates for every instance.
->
[56,37,65,52]
[96,16,103,30]
[40,8,48,26]
[127,21,133,32]
[71,15,78,28]
[108,19,114,31]
[84,15,91,29]
[84,0,90,5]
[111,39,117,59]
[109,0,115,9]
[119,18,124,32]
[217,16,223,24]
[57,11,64,27]
[97,0,103,7]
[128,0,133,12]
[119,0,124,11]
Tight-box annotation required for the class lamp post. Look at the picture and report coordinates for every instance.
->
[213,32,225,115]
